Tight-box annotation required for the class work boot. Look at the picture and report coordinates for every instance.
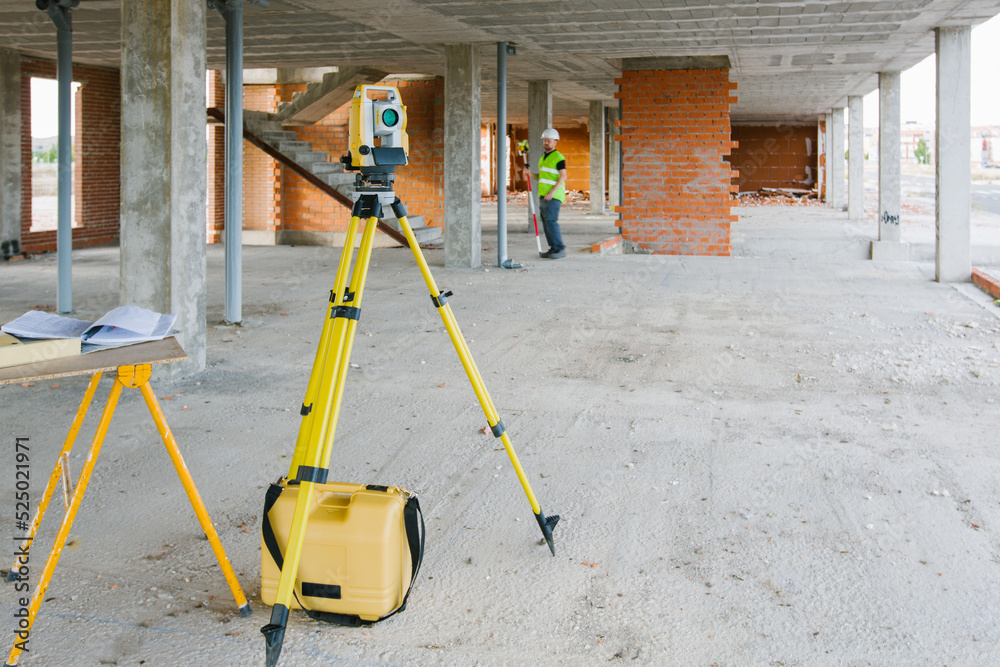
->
[546,249,566,259]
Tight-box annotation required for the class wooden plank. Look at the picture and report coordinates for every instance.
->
[0,337,187,385]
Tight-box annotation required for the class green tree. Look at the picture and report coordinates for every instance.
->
[914,137,931,165]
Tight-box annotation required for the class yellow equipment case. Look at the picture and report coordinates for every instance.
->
[261,479,424,625]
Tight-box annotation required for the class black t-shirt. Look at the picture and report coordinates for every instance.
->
[544,150,566,171]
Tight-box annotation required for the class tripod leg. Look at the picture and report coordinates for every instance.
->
[305,209,381,469]
[5,377,123,667]
[263,200,382,667]
[288,200,364,478]
[138,380,251,616]
[6,372,101,583]
[391,199,559,555]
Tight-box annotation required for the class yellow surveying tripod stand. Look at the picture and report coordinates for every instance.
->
[261,85,559,666]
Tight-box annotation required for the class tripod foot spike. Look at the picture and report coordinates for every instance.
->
[535,511,560,556]
[262,605,289,667]
[238,602,253,617]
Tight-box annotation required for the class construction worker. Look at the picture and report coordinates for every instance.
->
[537,128,567,259]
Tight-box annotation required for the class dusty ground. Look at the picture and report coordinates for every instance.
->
[2,200,1000,666]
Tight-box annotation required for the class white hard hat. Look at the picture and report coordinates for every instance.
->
[541,128,559,140]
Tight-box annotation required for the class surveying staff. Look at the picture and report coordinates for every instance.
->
[537,128,567,259]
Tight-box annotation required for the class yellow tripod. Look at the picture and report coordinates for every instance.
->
[3,351,250,667]
[261,191,559,665]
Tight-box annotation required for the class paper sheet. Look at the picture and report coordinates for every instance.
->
[82,306,177,345]
[2,306,178,355]
[1,310,93,339]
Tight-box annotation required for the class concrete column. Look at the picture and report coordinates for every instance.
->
[935,26,972,283]
[0,49,21,254]
[443,44,481,268]
[121,0,207,375]
[830,107,845,210]
[589,101,605,215]
[527,80,551,230]
[607,104,620,213]
[824,112,832,203]
[816,120,824,203]
[848,95,864,221]
[877,71,901,244]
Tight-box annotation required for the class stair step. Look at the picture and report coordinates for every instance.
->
[274,140,311,152]
[317,171,356,187]
[292,151,327,164]
[381,215,440,243]
[409,225,442,244]
[261,131,297,144]
[309,161,344,174]
[382,215,425,230]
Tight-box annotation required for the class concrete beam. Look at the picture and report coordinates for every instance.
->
[443,44,481,269]
[847,95,864,221]
[621,55,731,71]
[878,71,901,244]
[830,107,845,210]
[120,0,207,376]
[278,66,388,126]
[589,101,604,215]
[0,49,21,253]
[935,26,972,283]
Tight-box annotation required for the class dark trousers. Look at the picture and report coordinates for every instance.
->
[539,197,564,253]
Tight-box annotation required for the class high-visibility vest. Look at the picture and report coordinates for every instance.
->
[537,150,566,202]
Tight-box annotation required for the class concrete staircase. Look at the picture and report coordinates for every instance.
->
[244,111,442,246]
[274,66,387,126]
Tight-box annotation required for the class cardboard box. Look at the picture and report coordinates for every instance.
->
[0,333,81,369]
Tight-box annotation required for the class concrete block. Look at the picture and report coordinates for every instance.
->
[870,240,911,262]
[243,230,277,246]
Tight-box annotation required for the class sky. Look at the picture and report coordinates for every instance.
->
[30,13,1000,136]
[30,78,76,138]
[863,13,1000,127]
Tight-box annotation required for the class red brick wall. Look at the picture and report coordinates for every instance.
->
[206,71,225,243]
[615,68,737,256]
[248,78,444,236]
[243,84,282,233]
[818,119,827,202]
[386,79,444,227]
[551,127,590,193]
[727,125,818,192]
[275,83,351,234]
[506,125,592,194]
[20,58,120,254]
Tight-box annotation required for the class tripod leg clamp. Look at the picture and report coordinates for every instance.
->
[292,466,328,485]
[391,198,407,219]
[332,305,361,321]
[431,290,453,308]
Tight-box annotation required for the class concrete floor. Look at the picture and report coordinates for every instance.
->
[2,202,1000,666]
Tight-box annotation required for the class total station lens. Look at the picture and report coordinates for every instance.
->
[382,108,399,127]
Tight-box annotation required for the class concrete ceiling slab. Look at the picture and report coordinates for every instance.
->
[0,0,996,123]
